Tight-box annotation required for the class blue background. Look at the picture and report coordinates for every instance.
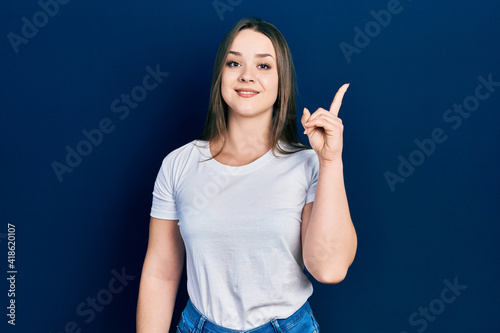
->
[1,0,499,332]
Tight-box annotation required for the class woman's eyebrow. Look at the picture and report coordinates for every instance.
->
[228,51,275,60]
[256,53,274,59]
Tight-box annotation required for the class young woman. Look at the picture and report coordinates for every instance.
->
[137,17,357,333]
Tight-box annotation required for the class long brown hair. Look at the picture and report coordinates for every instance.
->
[195,17,311,160]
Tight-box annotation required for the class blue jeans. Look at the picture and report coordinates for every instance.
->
[176,299,320,333]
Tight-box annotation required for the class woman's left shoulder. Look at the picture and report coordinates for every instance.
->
[277,141,318,164]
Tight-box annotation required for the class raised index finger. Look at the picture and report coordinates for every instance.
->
[329,83,350,117]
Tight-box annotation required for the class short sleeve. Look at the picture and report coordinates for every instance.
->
[150,154,179,220]
[305,153,319,205]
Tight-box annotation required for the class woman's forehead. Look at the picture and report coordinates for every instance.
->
[229,29,276,58]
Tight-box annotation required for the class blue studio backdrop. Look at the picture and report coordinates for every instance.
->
[1,1,499,332]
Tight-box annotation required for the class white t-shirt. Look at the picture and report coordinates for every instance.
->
[150,139,319,330]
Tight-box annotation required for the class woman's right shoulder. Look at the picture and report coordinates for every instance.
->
[160,139,208,167]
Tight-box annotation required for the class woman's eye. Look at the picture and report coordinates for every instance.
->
[258,63,271,70]
[226,61,240,67]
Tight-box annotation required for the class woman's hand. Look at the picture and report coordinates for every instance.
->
[301,83,349,164]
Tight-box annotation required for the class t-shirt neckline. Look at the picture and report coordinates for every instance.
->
[197,140,275,175]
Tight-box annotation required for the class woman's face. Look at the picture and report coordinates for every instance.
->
[221,29,279,119]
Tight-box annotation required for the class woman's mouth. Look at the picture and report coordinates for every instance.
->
[235,89,259,98]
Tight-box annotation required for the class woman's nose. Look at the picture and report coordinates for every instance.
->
[239,66,255,83]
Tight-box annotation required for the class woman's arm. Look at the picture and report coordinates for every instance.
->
[300,84,357,284]
[301,160,357,284]
[136,217,185,332]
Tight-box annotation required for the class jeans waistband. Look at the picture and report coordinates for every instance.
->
[183,299,312,332]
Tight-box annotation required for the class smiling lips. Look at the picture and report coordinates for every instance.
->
[235,89,259,98]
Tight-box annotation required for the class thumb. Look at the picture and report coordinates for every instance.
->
[302,107,310,122]
[302,108,311,134]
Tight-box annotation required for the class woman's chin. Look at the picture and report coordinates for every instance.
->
[228,107,273,119]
